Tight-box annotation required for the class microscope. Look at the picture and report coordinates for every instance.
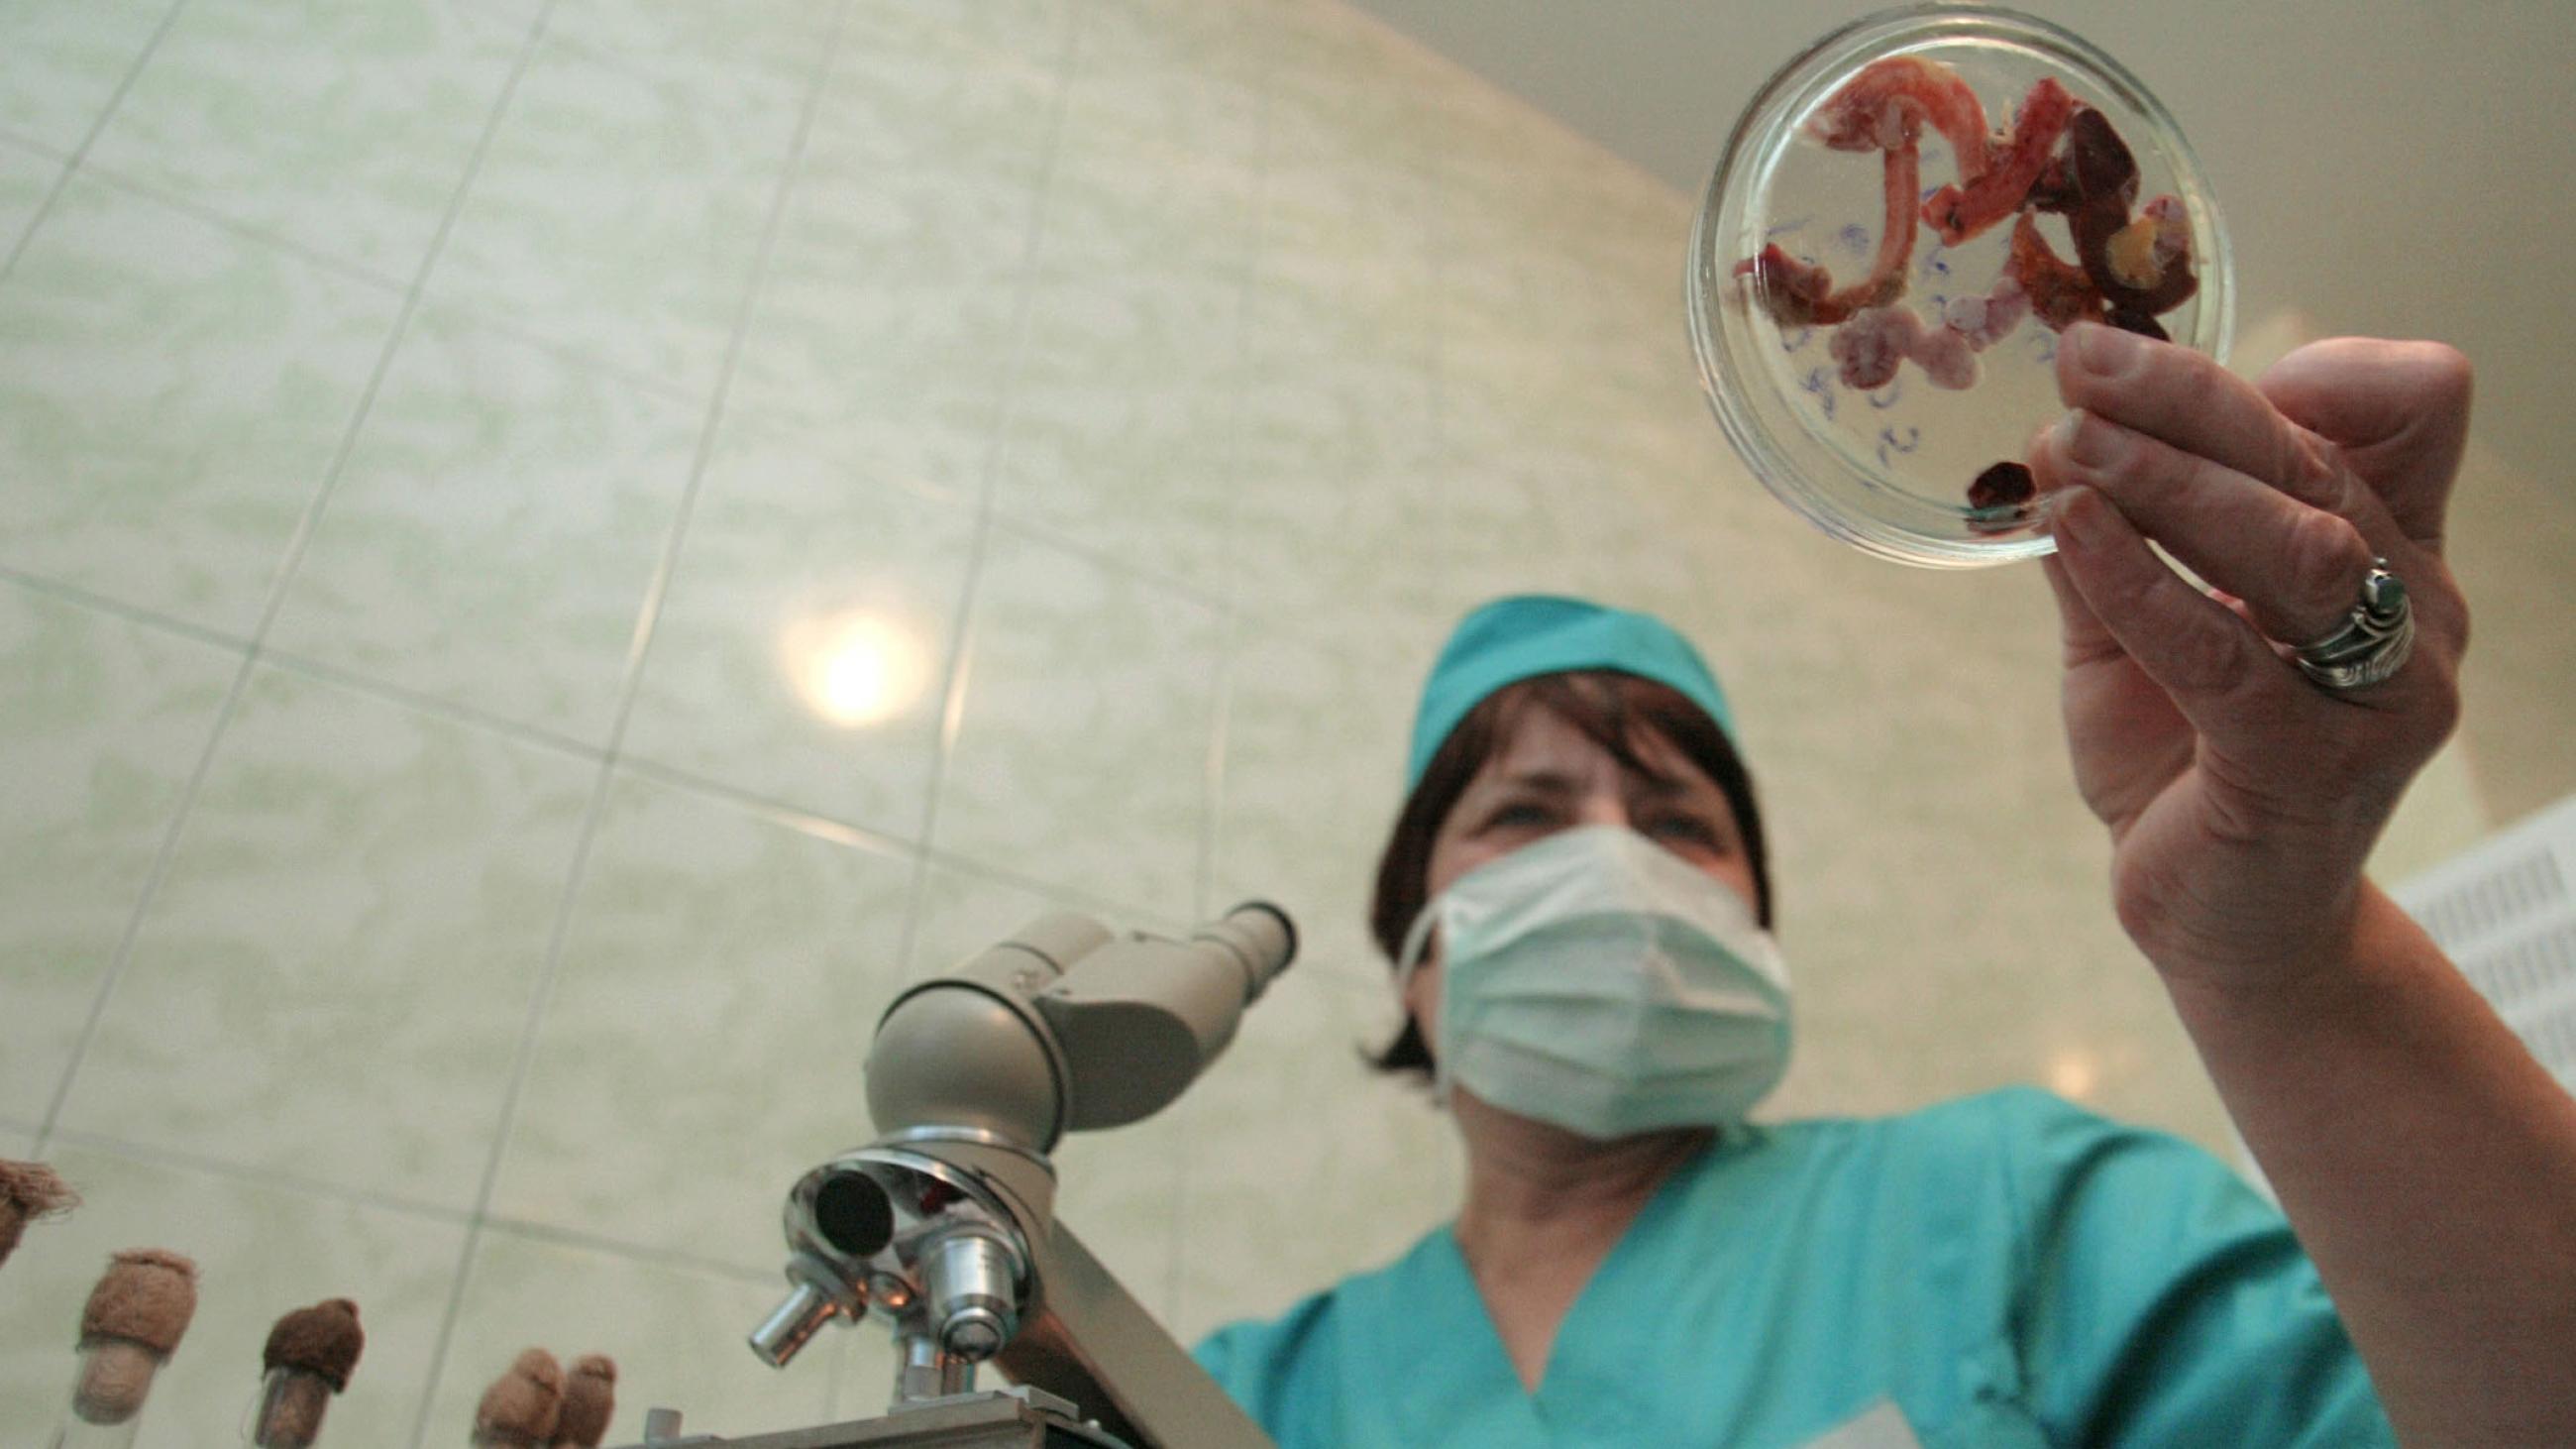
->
[613,903,1296,1449]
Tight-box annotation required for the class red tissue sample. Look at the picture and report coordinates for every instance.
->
[1732,56,2200,518]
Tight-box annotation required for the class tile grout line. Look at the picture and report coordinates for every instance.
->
[0,126,73,161]
[57,154,710,406]
[1420,81,1452,613]
[40,1126,793,1286]
[241,17,559,656]
[249,644,607,763]
[892,0,1089,981]
[597,25,848,752]
[1192,34,1277,928]
[1172,29,1279,1338]
[0,562,257,657]
[472,1212,785,1288]
[404,6,855,1441]
[0,0,190,286]
[38,1124,480,1231]
[981,505,1231,615]
[72,158,413,293]
[30,650,254,1153]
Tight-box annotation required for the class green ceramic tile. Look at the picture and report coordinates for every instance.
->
[1248,103,1436,377]
[485,770,916,1274]
[86,0,527,279]
[0,175,404,634]
[427,29,813,395]
[725,8,1062,443]
[905,856,1115,984]
[930,529,1223,919]
[620,410,975,840]
[1170,969,1459,1346]
[1035,0,1258,281]
[546,0,843,85]
[1013,0,1257,543]
[0,0,174,153]
[1223,363,1449,664]
[424,1226,837,1444]
[1207,623,1415,989]
[266,306,700,746]
[990,344,1242,600]
[54,664,596,1211]
[1046,1102,1192,1326]
[0,139,63,257]
[0,586,241,1120]
[0,1145,469,1448]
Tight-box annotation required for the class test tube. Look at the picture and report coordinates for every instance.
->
[48,1249,197,1449]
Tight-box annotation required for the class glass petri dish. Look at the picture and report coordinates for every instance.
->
[1685,6,2232,568]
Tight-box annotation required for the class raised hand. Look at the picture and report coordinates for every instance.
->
[2026,322,2472,994]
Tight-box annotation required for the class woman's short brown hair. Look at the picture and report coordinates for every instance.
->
[1365,669,1771,1077]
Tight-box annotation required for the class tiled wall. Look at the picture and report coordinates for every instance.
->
[0,0,2496,1443]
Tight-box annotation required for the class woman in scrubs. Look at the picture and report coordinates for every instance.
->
[1194,326,2576,1447]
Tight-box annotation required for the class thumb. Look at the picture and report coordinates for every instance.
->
[2256,338,2474,553]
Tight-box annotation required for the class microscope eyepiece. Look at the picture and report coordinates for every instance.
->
[813,1170,895,1260]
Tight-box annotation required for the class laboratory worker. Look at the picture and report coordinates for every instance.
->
[1192,326,2576,1448]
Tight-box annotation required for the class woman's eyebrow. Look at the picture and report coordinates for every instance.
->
[1491,769,1583,795]
[1626,772,1700,800]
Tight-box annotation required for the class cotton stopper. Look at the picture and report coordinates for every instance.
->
[264,1297,366,1391]
[552,1354,616,1447]
[473,1347,566,1447]
[73,1248,198,1424]
[253,1299,364,1449]
[0,1158,78,1268]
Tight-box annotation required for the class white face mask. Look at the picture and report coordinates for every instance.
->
[1396,824,1792,1139]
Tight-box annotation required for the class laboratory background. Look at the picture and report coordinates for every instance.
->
[2,0,2572,1443]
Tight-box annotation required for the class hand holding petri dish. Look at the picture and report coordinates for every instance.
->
[1686,7,2233,568]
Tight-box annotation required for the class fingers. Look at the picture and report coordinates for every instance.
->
[2258,338,2473,552]
[2031,408,2376,649]
[2040,552,2117,668]
[2054,324,2409,556]
[2045,483,2293,727]
[2026,417,2122,666]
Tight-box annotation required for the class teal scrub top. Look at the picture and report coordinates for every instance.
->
[1193,1088,2392,1448]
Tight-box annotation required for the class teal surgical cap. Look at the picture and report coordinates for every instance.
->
[1406,596,1738,789]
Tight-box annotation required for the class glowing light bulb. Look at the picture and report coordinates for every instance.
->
[785,610,929,728]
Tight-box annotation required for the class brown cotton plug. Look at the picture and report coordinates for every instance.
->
[551,1354,616,1448]
[0,1158,78,1269]
[473,1347,565,1448]
[253,1298,365,1448]
[72,1248,198,1424]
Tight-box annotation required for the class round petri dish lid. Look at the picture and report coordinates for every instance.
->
[1686,6,2232,569]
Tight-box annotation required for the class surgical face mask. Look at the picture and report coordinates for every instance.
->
[1396,824,1791,1139]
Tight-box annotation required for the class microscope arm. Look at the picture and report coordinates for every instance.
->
[997,1217,1274,1449]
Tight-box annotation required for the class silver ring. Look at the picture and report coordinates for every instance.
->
[2294,558,2415,691]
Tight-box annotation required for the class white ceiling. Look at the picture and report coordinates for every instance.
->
[1347,0,2576,489]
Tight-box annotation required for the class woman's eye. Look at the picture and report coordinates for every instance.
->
[1651,817,1723,846]
[1488,803,1555,830]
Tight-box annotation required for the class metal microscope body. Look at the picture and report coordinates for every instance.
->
[638,903,1296,1449]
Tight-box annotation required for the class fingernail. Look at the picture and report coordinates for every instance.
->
[2061,409,2132,474]
[2072,322,2143,381]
